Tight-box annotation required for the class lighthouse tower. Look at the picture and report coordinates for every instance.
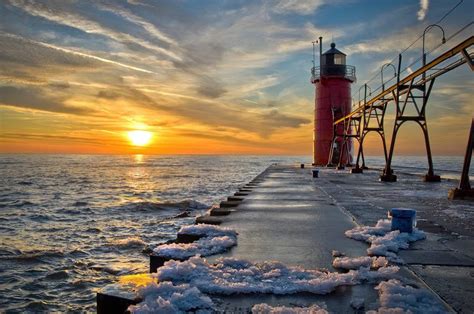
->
[311,40,356,166]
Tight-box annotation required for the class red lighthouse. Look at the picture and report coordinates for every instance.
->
[311,39,356,166]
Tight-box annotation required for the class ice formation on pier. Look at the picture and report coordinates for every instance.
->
[178,224,238,238]
[345,219,426,262]
[127,220,440,312]
[252,303,328,314]
[332,256,388,270]
[127,255,399,313]
[156,256,398,295]
[367,279,447,314]
[128,282,214,313]
[152,224,238,259]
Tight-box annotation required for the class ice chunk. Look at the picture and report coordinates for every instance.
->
[153,224,238,259]
[153,235,237,259]
[155,256,398,295]
[252,303,328,314]
[128,282,214,313]
[367,279,447,314]
[331,250,344,257]
[178,224,238,238]
[345,219,426,262]
[332,256,388,270]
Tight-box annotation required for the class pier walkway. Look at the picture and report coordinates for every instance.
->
[208,164,474,312]
[98,164,474,313]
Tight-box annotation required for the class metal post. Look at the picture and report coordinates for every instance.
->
[381,63,396,92]
[420,79,440,182]
[448,119,474,199]
[380,54,402,182]
[319,36,323,67]
[422,24,446,82]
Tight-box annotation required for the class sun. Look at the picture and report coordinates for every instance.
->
[128,130,152,146]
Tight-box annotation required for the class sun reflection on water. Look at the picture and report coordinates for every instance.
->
[134,154,144,164]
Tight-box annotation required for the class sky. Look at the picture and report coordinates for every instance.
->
[0,0,472,155]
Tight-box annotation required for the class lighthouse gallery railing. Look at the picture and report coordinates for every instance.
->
[311,65,356,82]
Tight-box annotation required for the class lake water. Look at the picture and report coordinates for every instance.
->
[0,154,469,311]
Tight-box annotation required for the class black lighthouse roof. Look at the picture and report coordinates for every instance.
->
[322,43,346,56]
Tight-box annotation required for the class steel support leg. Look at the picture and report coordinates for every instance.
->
[419,120,441,182]
[380,123,399,182]
[449,118,474,199]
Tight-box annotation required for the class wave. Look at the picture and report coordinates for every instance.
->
[107,237,146,249]
[45,270,69,280]
[0,200,35,208]
[17,180,33,185]
[0,249,65,262]
[73,201,88,207]
[118,200,209,212]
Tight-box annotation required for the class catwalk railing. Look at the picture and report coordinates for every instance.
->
[332,36,474,182]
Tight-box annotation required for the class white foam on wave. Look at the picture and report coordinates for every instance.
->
[108,237,147,248]
[345,219,426,262]
[367,279,447,314]
[153,224,238,259]
[252,303,328,314]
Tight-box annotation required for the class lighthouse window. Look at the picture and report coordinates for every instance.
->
[334,54,345,65]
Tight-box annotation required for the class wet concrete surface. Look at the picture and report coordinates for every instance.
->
[314,166,474,313]
[209,165,456,312]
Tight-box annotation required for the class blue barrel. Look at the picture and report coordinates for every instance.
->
[389,208,416,233]
[312,169,319,178]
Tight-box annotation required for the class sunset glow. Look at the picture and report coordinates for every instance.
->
[0,1,472,155]
[128,131,152,147]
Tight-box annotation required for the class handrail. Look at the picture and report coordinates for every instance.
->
[311,65,356,82]
[334,36,474,125]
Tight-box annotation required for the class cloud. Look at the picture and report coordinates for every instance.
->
[0,85,96,115]
[196,77,227,99]
[417,0,429,21]
[7,0,182,61]
[273,0,326,15]
[175,130,265,146]
[97,3,176,45]
[0,32,154,83]
[0,33,99,69]
[0,132,105,145]
[157,100,310,137]
[92,83,309,136]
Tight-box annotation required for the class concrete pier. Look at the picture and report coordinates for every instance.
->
[98,164,474,312]
[206,164,473,312]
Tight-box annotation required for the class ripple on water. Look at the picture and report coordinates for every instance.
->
[0,249,65,262]
[73,201,88,207]
[106,237,147,249]
[45,270,69,280]
[17,181,33,185]
[0,154,295,311]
